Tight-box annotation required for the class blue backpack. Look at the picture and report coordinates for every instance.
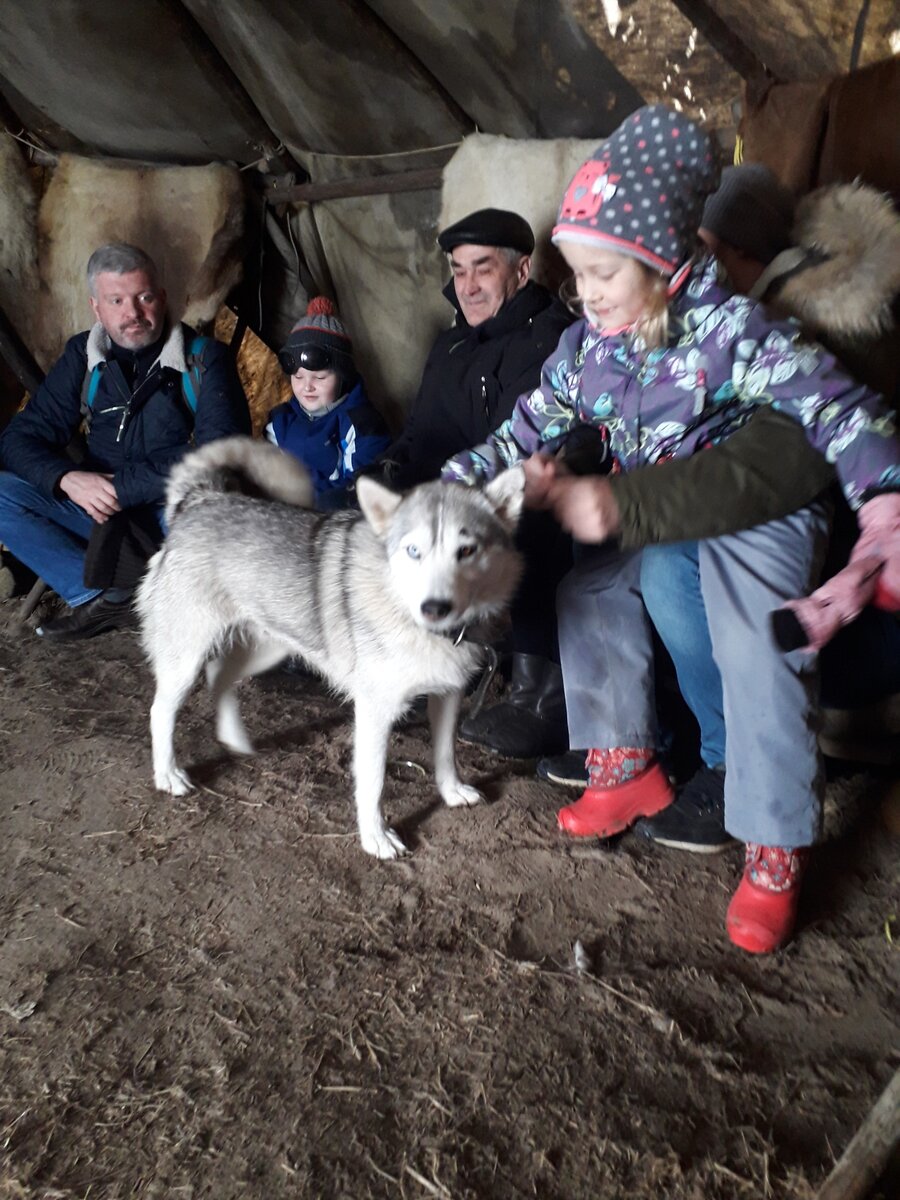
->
[81,335,210,428]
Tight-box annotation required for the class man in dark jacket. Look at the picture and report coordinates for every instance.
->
[0,242,250,640]
[385,208,572,488]
[381,208,577,758]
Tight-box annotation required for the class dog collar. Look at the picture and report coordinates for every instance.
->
[433,623,469,646]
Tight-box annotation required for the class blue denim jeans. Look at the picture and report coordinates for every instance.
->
[640,541,726,769]
[0,470,101,605]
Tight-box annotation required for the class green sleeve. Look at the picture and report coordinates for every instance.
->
[611,406,836,549]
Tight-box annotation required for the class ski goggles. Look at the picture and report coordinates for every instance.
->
[277,345,339,376]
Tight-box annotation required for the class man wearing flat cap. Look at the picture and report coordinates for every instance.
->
[383,207,572,488]
[378,208,575,759]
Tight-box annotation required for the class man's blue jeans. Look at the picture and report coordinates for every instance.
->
[640,541,726,768]
[0,470,101,606]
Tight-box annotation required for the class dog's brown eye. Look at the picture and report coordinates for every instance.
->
[457,544,477,560]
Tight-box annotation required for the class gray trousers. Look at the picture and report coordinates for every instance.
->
[557,504,829,847]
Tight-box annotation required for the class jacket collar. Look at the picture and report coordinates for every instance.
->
[86,320,189,373]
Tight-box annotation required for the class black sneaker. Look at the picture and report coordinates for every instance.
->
[633,764,734,853]
[535,749,589,789]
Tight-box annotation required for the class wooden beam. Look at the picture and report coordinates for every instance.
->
[816,1067,900,1200]
[667,0,773,83]
[0,301,43,395]
[265,167,445,205]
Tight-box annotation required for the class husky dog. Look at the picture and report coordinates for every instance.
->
[136,437,524,859]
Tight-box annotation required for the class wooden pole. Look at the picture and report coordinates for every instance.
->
[0,302,44,395]
[816,1067,900,1200]
[265,167,445,205]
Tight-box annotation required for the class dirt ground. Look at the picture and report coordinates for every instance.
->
[1,598,897,1200]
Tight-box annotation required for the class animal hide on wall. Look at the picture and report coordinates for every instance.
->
[33,155,245,369]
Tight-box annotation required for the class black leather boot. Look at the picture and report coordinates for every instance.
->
[459,653,570,758]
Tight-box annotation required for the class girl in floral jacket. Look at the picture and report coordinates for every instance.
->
[443,105,900,955]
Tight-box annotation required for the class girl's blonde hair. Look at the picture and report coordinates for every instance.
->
[559,260,672,351]
[633,268,670,351]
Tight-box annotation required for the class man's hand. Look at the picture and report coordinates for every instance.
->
[58,471,121,523]
[546,475,621,543]
[522,452,569,509]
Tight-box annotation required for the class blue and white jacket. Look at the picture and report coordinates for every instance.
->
[266,379,391,500]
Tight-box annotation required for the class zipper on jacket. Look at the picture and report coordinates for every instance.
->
[481,375,489,421]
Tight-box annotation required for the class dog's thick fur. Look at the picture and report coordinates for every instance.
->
[137,438,524,859]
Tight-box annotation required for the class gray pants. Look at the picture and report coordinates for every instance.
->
[557,504,829,847]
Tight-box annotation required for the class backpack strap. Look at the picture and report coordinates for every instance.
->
[181,335,211,415]
[79,335,211,431]
[80,363,105,430]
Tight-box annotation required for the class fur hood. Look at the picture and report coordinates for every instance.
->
[754,183,900,345]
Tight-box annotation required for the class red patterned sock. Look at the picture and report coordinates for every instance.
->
[586,747,654,789]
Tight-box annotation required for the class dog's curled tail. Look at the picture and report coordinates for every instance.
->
[165,435,314,525]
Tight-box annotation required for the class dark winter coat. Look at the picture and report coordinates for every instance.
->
[266,379,391,498]
[386,280,573,488]
[0,321,251,509]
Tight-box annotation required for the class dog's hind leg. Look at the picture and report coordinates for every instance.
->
[206,639,290,754]
[150,647,209,796]
[428,691,484,808]
[353,695,408,860]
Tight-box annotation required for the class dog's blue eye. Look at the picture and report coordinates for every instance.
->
[457,544,477,560]
[406,544,420,559]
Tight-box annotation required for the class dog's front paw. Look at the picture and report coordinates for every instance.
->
[360,826,408,860]
[441,781,484,808]
[155,766,194,796]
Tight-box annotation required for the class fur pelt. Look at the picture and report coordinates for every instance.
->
[774,183,900,343]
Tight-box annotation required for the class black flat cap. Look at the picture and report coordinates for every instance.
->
[437,207,535,255]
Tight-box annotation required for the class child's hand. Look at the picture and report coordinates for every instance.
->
[523,453,566,509]
[547,476,621,542]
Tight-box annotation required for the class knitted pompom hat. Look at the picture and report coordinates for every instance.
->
[552,104,720,280]
[279,296,357,383]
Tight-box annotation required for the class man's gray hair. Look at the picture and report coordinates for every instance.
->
[496,246,528,268]
[86,243,160,296]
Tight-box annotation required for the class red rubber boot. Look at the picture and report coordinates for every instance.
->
[726,844,810,954]
[557,753,673,838]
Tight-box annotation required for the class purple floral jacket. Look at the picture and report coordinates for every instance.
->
[442,257,900,510]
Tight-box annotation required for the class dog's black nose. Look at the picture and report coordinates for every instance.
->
[421,598,453,620]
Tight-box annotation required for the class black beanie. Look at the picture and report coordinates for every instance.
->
[701,164,796,266]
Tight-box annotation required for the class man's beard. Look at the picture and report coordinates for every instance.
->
[114,320,159,349]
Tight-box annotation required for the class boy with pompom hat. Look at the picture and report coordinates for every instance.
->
[267,298,391,508]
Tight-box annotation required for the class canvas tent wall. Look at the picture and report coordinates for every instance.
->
[0,0,897,428]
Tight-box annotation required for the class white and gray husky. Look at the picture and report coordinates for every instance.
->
[136,437,524,859]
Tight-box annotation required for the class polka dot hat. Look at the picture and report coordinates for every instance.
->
[552,104,720,278]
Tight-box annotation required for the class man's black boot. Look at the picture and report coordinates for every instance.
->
[37,592,137,641]
[459,654,569,758]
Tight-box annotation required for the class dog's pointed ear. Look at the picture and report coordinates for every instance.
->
[357,475,403,536]
[484,466,525,531]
